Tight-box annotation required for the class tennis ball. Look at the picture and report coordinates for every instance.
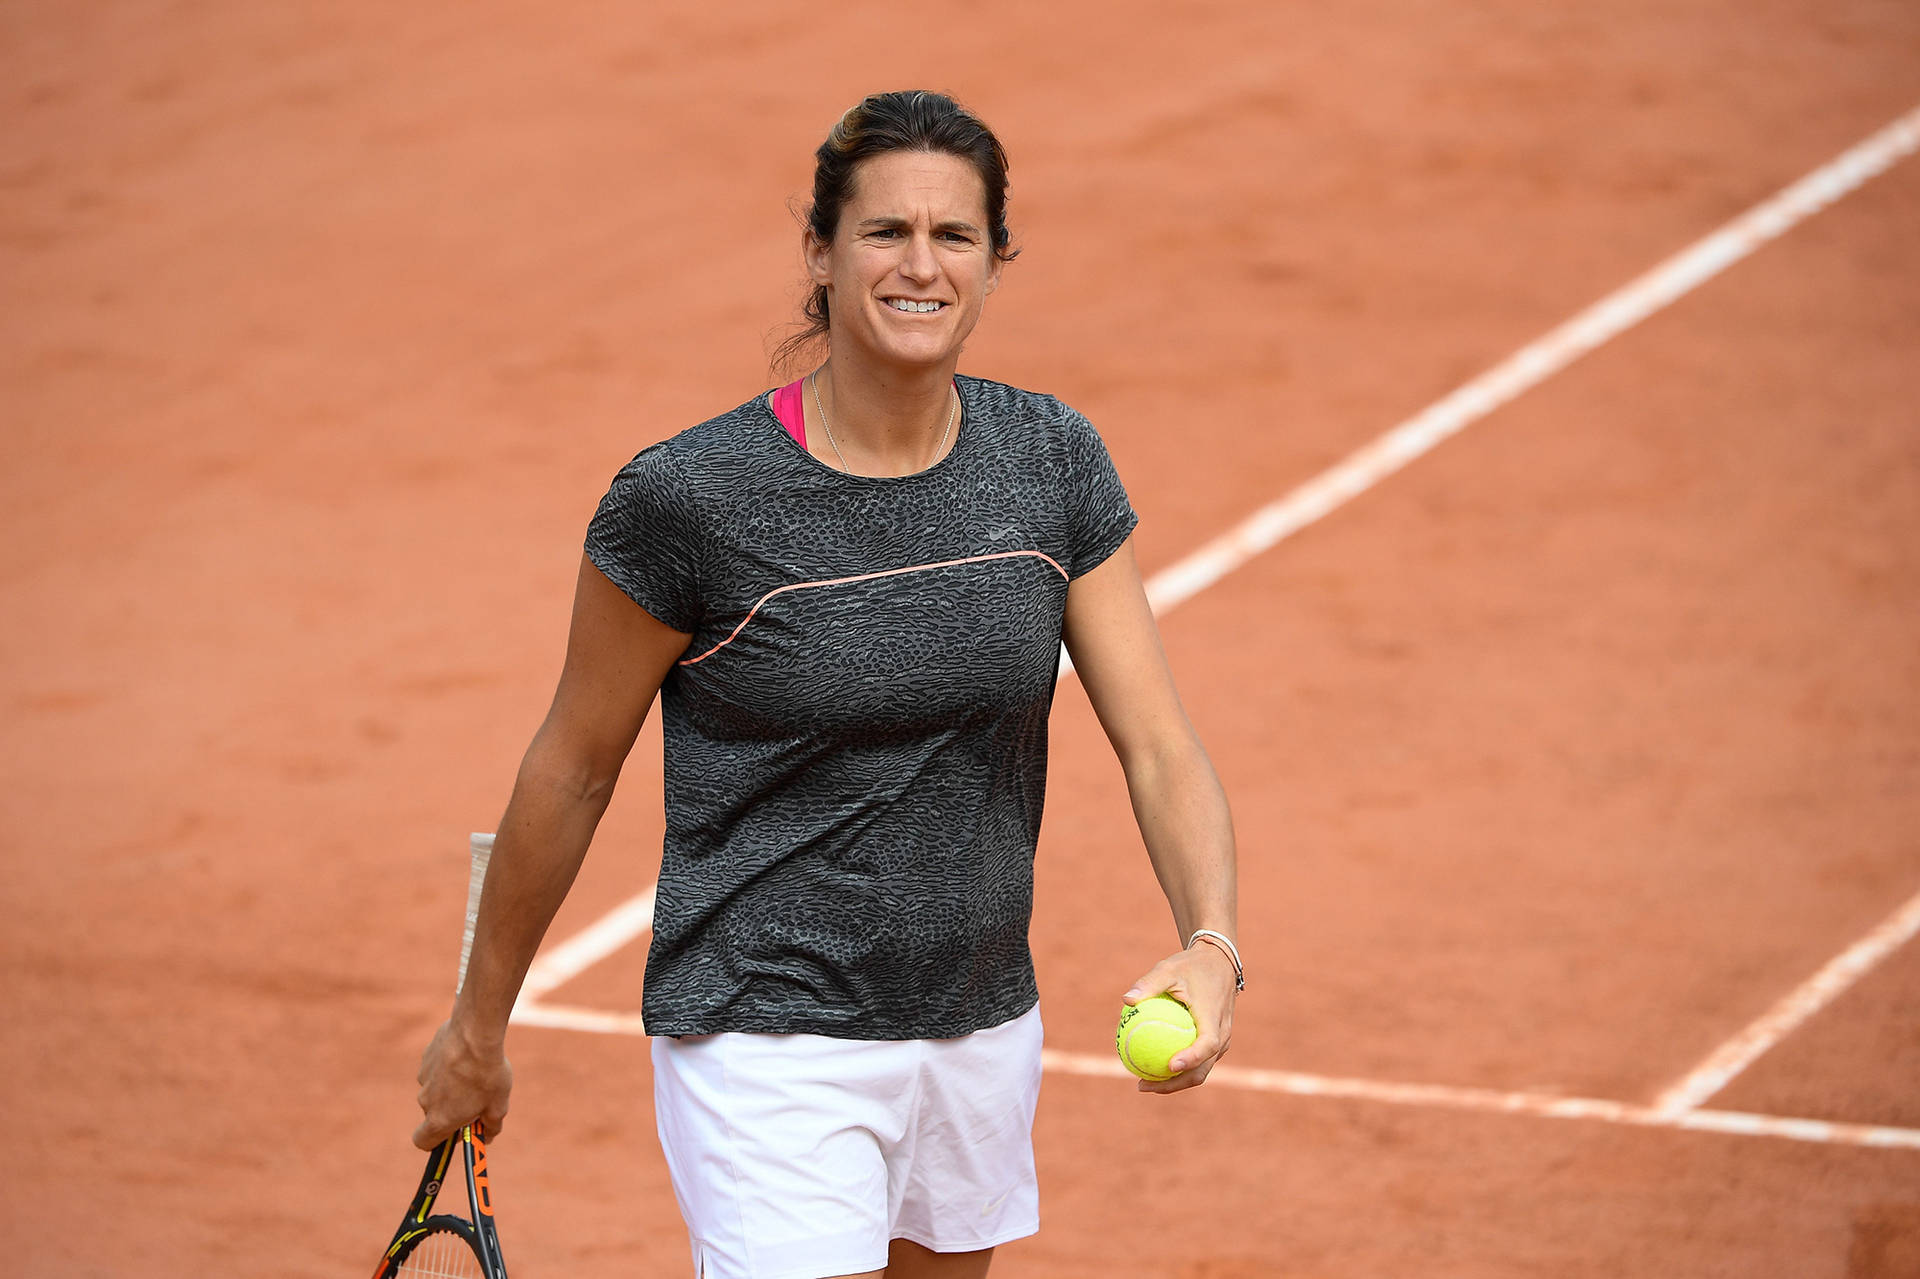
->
[1115,994,1198,1081]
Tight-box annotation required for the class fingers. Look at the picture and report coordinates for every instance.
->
[1145,1023,1229,1093]
[411,1100,510,1151]
[1137,1057,1217,1094]
[412,1079,466,1152]
[413,1062,512,1144]
[1169,1022,1229,1076]
[1122,960,1179,1004]
[412,1115,454,1152]
[1125,945,1238,1009]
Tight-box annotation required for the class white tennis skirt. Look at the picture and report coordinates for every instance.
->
[651,1002,1045,1279]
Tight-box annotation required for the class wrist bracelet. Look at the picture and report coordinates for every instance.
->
[1187,928,1245,992]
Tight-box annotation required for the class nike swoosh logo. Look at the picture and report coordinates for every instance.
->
[981,1188,1012,1217]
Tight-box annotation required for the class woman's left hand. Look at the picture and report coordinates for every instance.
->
[1122,940,1239,1094]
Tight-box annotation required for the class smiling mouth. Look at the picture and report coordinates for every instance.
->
[885,298,946,313]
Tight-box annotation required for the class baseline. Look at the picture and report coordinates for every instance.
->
[506,999,1920,1153]
[1039,1051,1920,1152]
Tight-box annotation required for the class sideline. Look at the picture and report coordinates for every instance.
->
[1650,887,1920,1116]
[1126,102,1920,620]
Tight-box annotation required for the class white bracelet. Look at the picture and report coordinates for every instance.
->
[1187,928,1245,992]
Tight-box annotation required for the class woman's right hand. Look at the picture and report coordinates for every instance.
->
[412,1017,513,1150]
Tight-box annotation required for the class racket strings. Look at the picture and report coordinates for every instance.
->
[393,1228,488,1278]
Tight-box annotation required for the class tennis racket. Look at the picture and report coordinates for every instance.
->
[372,833,511,1279]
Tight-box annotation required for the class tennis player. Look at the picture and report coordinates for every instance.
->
[413,89,1241,1279]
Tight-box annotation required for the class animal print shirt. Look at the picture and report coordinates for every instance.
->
[584,375,1138,1039]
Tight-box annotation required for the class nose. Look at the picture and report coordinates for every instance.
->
[900,230,939,283]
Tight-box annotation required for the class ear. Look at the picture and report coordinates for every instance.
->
[803,228,833,287]
[984,252,1006,296]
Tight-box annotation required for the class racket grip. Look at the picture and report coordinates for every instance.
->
[457,832,495,994]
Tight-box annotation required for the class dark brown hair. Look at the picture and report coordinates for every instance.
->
[773,90,1019,374]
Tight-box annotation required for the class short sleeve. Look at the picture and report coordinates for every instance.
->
[584,443,704,633]
[1061,406,1139,579]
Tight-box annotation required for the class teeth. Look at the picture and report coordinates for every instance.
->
[887,299,943,312]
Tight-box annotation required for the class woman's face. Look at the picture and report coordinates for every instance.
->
[806,149,1004,373]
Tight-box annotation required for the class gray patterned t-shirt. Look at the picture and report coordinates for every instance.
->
[584,375,1137,1039]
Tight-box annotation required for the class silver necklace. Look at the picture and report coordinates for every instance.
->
[809,370,956,476]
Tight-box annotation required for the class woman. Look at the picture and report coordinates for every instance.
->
[413,90,1241,1279]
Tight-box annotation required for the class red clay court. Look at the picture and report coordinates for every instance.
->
[4,5,1918,1276]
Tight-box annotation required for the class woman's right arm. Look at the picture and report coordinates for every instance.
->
[412,553,692,1149]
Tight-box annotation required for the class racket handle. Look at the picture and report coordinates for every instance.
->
[457,832,495,994]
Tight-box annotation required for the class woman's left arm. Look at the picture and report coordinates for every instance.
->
[1062,534,1240,1094]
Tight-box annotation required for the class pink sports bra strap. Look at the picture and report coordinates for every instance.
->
[772,378,806,448]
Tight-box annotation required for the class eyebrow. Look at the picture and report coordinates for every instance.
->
[855,215,984,235]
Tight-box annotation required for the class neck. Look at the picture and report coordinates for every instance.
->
[809,356,958,476]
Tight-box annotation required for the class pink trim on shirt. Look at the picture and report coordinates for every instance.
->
[679,550,1068,666]
[772,379,806,448]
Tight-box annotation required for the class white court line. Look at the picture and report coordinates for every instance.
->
[515,884,656,1005]
[1651,887,1920,1116]
[504,1004,1920,1152]
[1037,1051,1920,1151]
[1132,102,1920,618]
[513,1001,650,1035]
[505,103,1920,1145]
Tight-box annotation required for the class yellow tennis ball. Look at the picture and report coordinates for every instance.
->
[1115,995,1198,1081]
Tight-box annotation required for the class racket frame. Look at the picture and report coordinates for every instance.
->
[371,1123,506,1279]
[462,1119,508,1275]
[371,1133,460,1277]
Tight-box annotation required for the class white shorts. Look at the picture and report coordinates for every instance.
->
[650,1003,1044,1279]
